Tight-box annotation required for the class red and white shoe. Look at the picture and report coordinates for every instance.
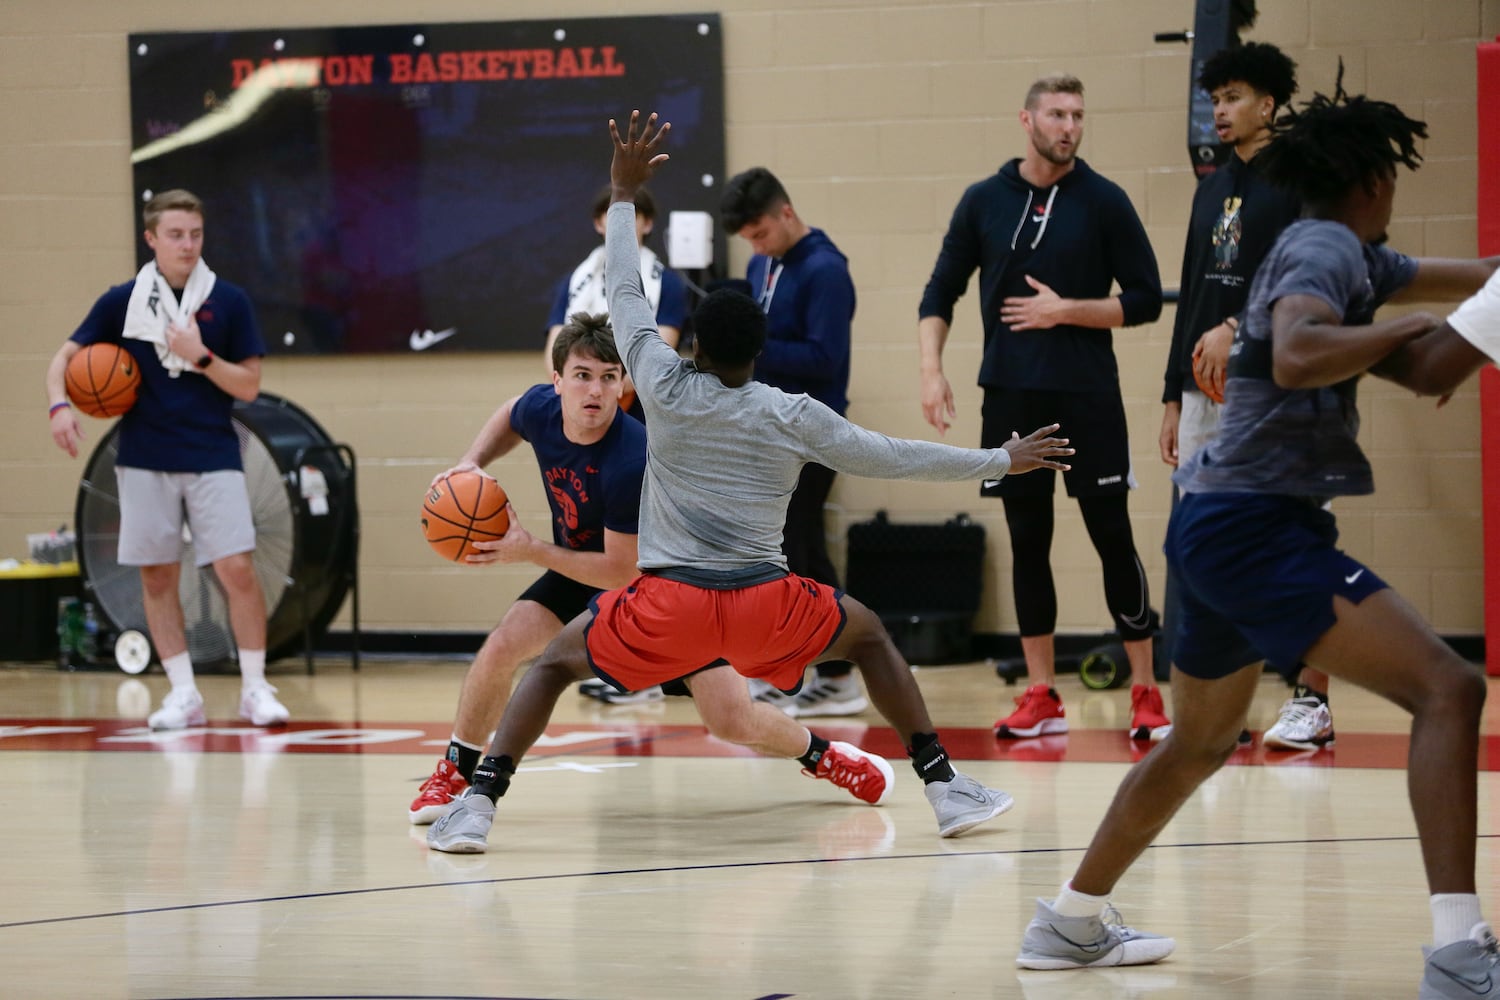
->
[995,684,1069,738]
[803,740,894,805]
[409,758,470,825]
[1129,684,1172,742]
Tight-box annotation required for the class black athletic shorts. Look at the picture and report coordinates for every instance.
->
[980,387,1134,498]
[520,570,600,626]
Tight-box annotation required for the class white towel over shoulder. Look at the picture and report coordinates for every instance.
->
[122,259,217,377]
[565,245,663,321]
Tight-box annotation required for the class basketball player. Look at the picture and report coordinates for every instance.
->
[410,313,911,823]
[1159,42,1343,752]
[425,111,1073,855]
[1014,80,1500,999]
[720,166,866,718]
[916,74,1171,743]
[43,189,285,730]
[542,184,687,423]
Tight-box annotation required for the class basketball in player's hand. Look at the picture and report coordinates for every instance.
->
[1192,365,1224,405]
[421,470,510,563]
[1191,341,1225,405]
[65,343,140,418]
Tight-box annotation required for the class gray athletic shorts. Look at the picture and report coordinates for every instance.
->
[115,466,256,567]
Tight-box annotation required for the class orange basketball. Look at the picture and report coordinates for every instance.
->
[1192,364,1225,405]
[421,470,510,563]
[65,343,140,418]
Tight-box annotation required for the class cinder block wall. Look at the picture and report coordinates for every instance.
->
[3,0,1497,641]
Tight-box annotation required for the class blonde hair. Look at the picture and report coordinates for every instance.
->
[142,189,204,232]
[1025,74,1084,110]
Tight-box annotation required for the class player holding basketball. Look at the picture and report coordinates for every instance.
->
[425,110,1074,855]
[1014,80,1500,998]
[43,189,284,729]
[917,74,1171,743]
[1158,42,1345,752]
[411,313,924,823]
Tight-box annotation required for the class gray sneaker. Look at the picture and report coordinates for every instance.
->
[426,789,496,854]
[1421,923,1500,998]
[1017,899,1175,970]
[924,771,1014,837]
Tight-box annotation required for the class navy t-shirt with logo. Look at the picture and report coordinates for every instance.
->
[70,277,266,472]
[509,383,646,551]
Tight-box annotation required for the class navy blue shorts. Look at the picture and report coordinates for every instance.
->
[1164,492,1387,679]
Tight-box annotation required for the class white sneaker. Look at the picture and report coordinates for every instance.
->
[239,683,290,726]
[788,675,870,718]
[1263,696,1334,751]
[747,677,798,715]
[148,687,206,730]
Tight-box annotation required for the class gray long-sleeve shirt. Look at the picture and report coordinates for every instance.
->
[605,200,1012,578]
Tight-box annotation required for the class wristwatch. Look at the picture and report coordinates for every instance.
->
[195,350,214,369]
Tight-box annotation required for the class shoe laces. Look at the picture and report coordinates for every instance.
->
[812,750,878,794]
[1477,925,1499,961]
[1014,685,1047,709]
[418,763,459,796]
[1277,698,1324,728]
[245,684,279,704]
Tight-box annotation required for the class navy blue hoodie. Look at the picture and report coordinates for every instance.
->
[919,158,1162,393]
[746,228,855,415]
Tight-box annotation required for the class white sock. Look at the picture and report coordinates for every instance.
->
[1432,893,1485,947]
[162,652,196,692]
[238,649,267,690]
[1053,880,1109,919]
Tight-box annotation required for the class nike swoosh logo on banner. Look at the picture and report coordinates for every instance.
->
[1344,569,1365,585]
[409,327,458,351]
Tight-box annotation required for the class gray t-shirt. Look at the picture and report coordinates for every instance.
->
[1176,218,1416,499]
[605,201,1012,580]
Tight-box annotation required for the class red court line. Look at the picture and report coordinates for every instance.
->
[0,717,1470,770]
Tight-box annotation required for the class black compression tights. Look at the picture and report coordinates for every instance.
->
[1001,492,1153,641]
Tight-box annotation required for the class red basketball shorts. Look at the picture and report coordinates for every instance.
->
[584,573,846,694]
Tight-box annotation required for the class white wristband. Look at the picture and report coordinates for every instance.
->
[1447,268,1500,366]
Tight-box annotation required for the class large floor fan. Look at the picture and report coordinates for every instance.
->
[74,393,356,669]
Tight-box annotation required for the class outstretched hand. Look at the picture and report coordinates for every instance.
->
[609,111,671,199]
[1000,423,1073,475]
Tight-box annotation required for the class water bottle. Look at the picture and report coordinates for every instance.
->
[57,598,82,670]
[80,602,100,662]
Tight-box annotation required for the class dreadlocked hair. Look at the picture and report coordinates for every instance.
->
[1256,62,1427,209]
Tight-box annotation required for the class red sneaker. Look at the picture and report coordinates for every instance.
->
[409,758,469,825]
[804,740,894,805]
[1129,684,1172,741]
[995,684,1068,738]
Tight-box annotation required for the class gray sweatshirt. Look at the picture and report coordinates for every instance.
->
[605,200,1012,579]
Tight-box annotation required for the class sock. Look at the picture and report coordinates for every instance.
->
[470,754,516,803]
[447,737,485,780]
[798,733,830,770]
[1292,683,1328,705]
[1432,893,1485,947]
[907,732,957,784]
[162,651,196,692]
[1054,881,1110,919]
[238,649,267,690]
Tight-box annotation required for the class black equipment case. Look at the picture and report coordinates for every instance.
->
[844,510,986,664]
